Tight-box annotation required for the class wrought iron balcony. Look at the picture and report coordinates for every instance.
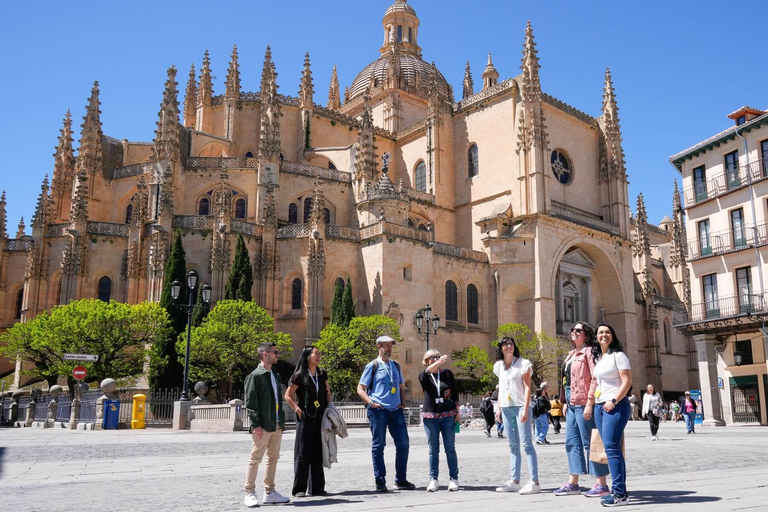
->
[672,293,768,334]
[688,223,768,260]
[683,157,768,208]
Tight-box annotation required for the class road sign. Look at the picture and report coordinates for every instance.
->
[64,353,99,362]
[73,366,87,380]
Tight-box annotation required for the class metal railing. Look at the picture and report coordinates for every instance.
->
[687,222,768,260]
[672,293,768,326]
[186,157,258,170]
[550,204,620,235]
[683,157,768,207]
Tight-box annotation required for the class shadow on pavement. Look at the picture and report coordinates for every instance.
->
[629,490,720,505]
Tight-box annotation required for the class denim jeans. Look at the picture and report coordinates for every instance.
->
[683,411,696,433]
[594,399,630,497]
[423,416,459,480]
[500,406,538,482]
[534,414,549,442]
[564,387,609,477]
[367,407,410,485]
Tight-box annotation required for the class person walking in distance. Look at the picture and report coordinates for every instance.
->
[550,394,563,434]
[242,342,291,508]
[641,384,662,441]
[491,386,504,438]
[533,382,551,445]
[681,391,697,434]
[481,390,495,438]
[357,335,415,492]
[284,346,333,498]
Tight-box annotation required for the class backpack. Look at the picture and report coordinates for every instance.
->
[532,398,545,418]
[480,397,493,414]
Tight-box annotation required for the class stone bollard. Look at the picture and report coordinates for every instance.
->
[68,381,89,430]
[192,381,210,406]
[95,378,118,431]
[10,390,23,425]
[25,389,41,427]
[45,385,63,428]
[230,399,244,431]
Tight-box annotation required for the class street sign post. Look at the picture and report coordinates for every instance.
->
[64,353,99,362]
[73,366,87,380]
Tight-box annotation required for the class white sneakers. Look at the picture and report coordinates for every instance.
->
[652,435,659,441]
[243,492,259,508]
[448,478,460,492]
[262,491,290,505]
[496,480,521,492]
[519,481,541,495]
[427,479,439,492]
[427,478,459,492]
[496,480,541,494]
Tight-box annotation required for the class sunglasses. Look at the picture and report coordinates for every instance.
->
[571,328,584,334]
[500,342,514,347]
[265,350,279,356]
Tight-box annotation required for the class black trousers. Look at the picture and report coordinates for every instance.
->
[292,411,325,495]
[647,412,660,435]
[551,415,561,433]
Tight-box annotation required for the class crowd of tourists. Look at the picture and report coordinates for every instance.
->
[240,320,700,508]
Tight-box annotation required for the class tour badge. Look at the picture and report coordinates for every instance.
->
[314,400,320,408]
[391,386,397,395]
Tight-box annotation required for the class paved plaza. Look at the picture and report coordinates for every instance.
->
[1,420,766,511]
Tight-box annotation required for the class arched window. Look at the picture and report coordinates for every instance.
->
[288,203,298,224]
[323,208,331,224]
[407,218,415,229]
[124,203,133,224]
[279,153,284,161]
[415,161,427,192]
[291,278,303,310]
[56,278,63,306]
[303,197,314,223]
[98,277,112,302]
[245,151,254,158]
[198,197,210,216]
[335,277,345,291]
[235,198,247,219]
[445,280,458,322]
[15,289,24,319]
[468,144,479,178]
[418,224,428,231]
[663,321,672,353]
[551,150,573,184]
[328,161,337,170]
[467,284,479,324]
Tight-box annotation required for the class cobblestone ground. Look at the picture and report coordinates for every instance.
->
[1,420,766,511]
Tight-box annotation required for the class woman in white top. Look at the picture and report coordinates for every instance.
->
[592,323,632,507]
[641,384,662,440]
[493,337,540,495]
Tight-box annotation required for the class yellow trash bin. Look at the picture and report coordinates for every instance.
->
[131,394,146,429]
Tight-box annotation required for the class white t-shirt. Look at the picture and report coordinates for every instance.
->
[593,351,631,404]
[493,358,533,407]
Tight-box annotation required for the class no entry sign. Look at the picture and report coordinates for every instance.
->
[73,366,87,380]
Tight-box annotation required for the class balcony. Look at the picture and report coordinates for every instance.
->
[672,293,768,334]
[550,204,620,235]
[688,223,768,260]
[186,157,258,170]
[683,157,768,208]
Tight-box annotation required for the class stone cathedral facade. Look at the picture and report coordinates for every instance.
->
[0,1,698,396]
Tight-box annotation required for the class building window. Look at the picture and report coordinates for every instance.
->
[57,278,63,306]
[445,280,458,322]
[335,277,345,292]
[731,208,746,248]
[663,321,672,353]
[761,139,768,177]
[245,151,254,158]
[323,208,331,224]
[702,274,718,318]
[288,203,298,224]
[125,204,133,224]
[467,284,479,325]
[198,197,210,216]
[407,218,414,229]
[693,165,707,203]
[551,150,573,184]
[468,144,479,178]
[736,267,753,314]
[403,264,412,281]
[415,161,427,192]
[291,278,303,310]
[735,338,754,365]
[397,25,402,42]
[736,115,746,126]
[418,223,428,231]
[15,289,24,319]
[725,150,740,190]
[235,198,246,219]
[98,276,112,302]
[328,161,336,170]
[698,219,711,256]
[408,27,412,43]
[303,197,314,223]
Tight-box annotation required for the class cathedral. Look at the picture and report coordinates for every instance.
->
[0,0,698,397]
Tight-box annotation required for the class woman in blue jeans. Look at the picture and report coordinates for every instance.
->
[419,349,460,492]
[592,323,633,507]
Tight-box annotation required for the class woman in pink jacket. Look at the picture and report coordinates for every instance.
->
[553,321,610,498]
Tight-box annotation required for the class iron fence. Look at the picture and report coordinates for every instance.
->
[673,293,768,326]
[731,381,761,423]
[116,388,179,426]
[55,394,72,422]
[33,394,51,421]
[79,390,103,423]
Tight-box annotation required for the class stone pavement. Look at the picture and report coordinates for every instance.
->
[1,420,766,511]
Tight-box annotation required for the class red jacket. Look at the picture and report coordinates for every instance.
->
[563,345,597,406]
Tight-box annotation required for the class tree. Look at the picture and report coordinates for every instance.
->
[225,233,253,301]
[339,277,355,327]
[329,280,343,325]
[497,323,570,388]
[190,286,209,327]
[316,315,400,398]
[0,299,171,392]
[179,300,291,396]
[450,345,495,392]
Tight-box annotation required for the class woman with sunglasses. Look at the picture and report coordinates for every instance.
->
[553,321,610,498]
[494,337,540,495]
[419,349,460,492]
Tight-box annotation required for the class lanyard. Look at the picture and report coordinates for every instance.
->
[504,357,518,398]
[308,370,319,395]
[378,357,394,387]
[429,370,441,393]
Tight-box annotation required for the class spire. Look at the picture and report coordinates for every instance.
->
[462,60,474,99]
[51,109,75,220]
[154,66,181,163]
[482,53,499,90]
[671,179,686,266]
[259,51,281,160]
[520,21,541,99]
[260,46,274,95]
[386,40,402,90]
[262,179,277,228]
[225,45,241,100]
[299,52,314,109]
[599,67,627,183]
[183,63,197,127]
[31,176,50,229]
[131,176,149,228]
[16,217,25,238]
[634,193,651,257]
[70,171,89,222]
[197,50,212,106]
[354,89,378,198]
[0,190,7,239]
[516,23,548,154]
[328,65,341,110]
[75,81,103,178]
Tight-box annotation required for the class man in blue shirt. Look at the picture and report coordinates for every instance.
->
[357,335,414,492]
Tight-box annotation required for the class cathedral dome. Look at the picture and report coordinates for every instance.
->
[348,53,452,101]
[385,0,416,16]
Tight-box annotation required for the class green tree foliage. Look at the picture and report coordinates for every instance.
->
[316,315,400,397]
[151,230,188,390]
[450,345,495,392]
[497,323,570,388]
[190,287,209,327]
[225,233,253,301]
[179,300,291,396]
[0,300,171,391]
[329,281,343,325]
[340,277,355,327]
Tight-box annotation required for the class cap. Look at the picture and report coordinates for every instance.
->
[685,391,691,395]
[376,335,395,344]
[540,382,548,389]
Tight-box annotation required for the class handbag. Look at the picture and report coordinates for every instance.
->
[589,428,625,464]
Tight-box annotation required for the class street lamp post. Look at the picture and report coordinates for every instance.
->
[415,304,440,351]
[171,270,212,402]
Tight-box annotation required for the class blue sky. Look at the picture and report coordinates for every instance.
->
[1,0,765,233]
